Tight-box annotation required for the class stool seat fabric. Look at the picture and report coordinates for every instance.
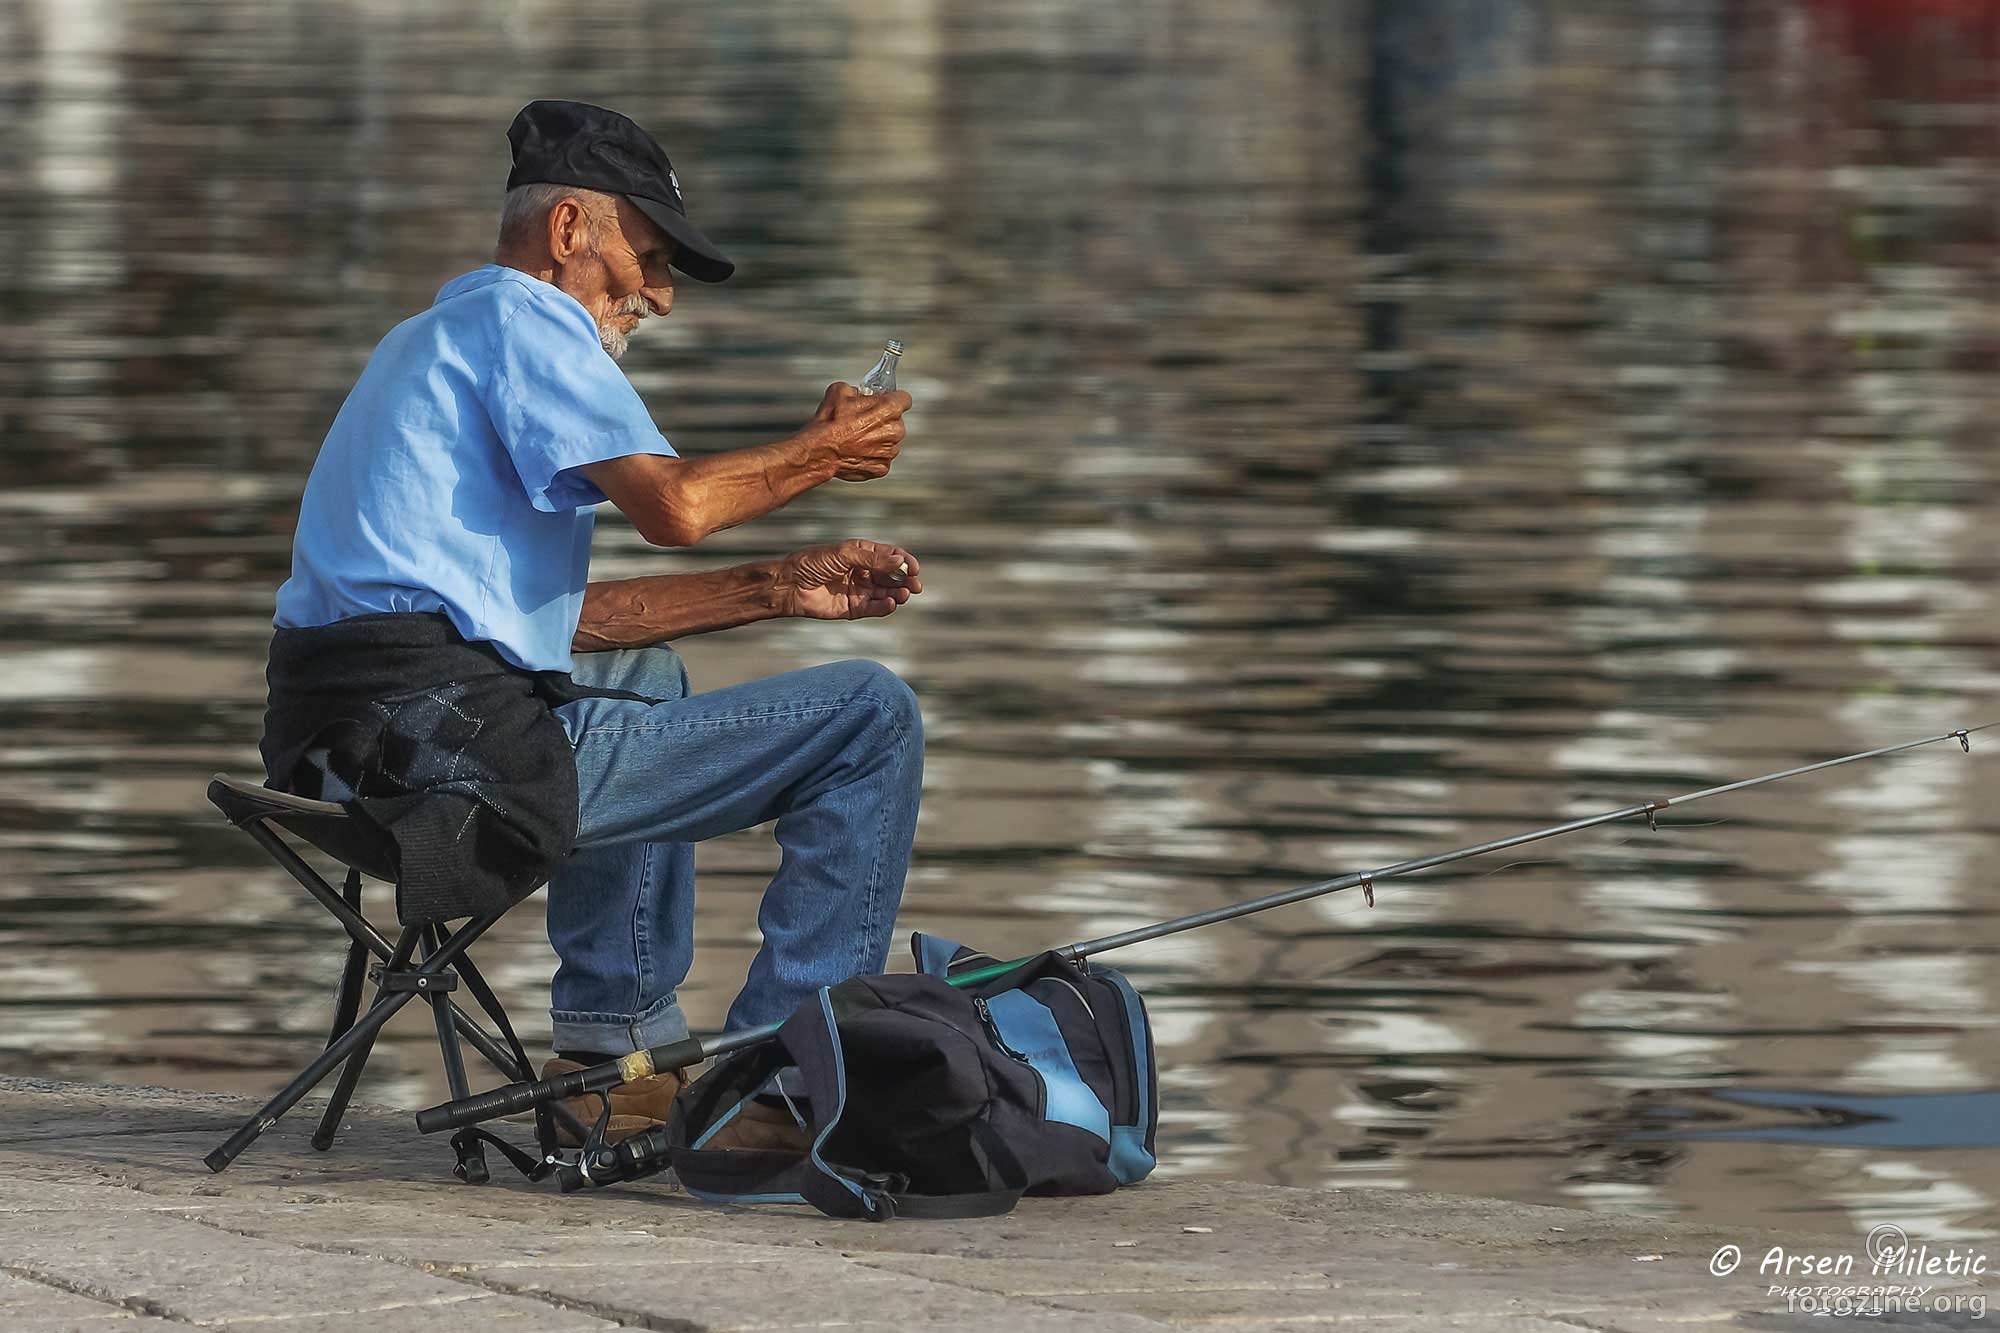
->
[206,775,399,883]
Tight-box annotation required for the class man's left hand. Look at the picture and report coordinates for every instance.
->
[775,541,924,621]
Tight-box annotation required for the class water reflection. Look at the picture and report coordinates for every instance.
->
[1664,1089,2000,1149]
[0,0,1996,1240]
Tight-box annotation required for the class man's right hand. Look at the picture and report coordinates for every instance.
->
[800,382,913,482]
[581,382,914,549]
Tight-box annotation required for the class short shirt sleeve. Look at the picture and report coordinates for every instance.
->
[482,286,677,512]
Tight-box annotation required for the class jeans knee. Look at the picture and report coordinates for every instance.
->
[836,660,922,745]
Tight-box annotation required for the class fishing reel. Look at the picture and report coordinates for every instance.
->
[444,1087,676,1193]
[522,1085,677,1192]
[543,1087,673,1192]
[555,1124,673,1193]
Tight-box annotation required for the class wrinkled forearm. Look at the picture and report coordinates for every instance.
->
[670,437,836,542]
[572,561,785,651]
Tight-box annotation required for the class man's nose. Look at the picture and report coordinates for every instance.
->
[642,286,673,318]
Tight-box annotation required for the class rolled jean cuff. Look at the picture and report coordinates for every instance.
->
[549,992,691,1058]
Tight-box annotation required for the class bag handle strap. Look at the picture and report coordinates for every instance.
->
[807,1121,1030,1222]
[887,1120,1028,1217]
[669,1144,812,1200]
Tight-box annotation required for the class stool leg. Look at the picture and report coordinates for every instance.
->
[446,952,591,1143]
[309,927,419,1153]
[310,872,372,1151]
[205,985,418,1172]
[423,925,474,1099]
[446,999,532,1083]
[453,953,533,1083]
[423,925,487,1184]
[205,907,502,1173]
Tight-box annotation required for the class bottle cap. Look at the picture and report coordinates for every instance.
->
[883,340,904,355]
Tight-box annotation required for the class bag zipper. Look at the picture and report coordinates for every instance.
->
[973,996,1028,1063]
[1043,975,1094,1018]
[974,994,1049,1120]
[1090,970,1140,1125]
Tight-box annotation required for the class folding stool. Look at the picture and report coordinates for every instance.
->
[201,775,562,1182]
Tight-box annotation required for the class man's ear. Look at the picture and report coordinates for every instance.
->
[547,197,591,264]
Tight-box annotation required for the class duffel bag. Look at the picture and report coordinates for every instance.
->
[666,933,1159,1220]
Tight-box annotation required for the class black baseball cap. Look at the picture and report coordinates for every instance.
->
[505,100,734,283]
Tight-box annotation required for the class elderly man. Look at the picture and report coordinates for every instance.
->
[263,100,922,1147]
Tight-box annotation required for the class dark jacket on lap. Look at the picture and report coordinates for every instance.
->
[261,611,650,924]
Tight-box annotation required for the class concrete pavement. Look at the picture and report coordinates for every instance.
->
[0,1075,1987,1331]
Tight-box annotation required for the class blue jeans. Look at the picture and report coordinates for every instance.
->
[545,647,922,1056]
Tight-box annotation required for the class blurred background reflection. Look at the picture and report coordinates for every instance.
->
[1,0,1996,1238]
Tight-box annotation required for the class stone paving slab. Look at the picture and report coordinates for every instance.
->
[473,1258,1166,1332]
[0,1270,180,1328]
[0,1075,1990,1331]
[178,1200,806,1269]
[863,1249,1342,1297]
[0,1208,618,1331]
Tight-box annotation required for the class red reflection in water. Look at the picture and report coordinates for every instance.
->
[1806,0,2000,100]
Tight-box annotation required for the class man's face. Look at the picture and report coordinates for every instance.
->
[552,195,677,360]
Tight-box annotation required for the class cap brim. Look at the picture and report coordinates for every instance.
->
[628,195,734,283]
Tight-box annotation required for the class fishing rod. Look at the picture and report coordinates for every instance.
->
[415,723,1985,1141]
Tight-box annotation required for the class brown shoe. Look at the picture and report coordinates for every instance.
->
[541,1057,687,1147]
[700,1097,811,1154]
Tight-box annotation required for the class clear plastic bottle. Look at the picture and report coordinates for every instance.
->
[859,339,904,395]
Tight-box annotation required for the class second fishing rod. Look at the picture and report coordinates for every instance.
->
[415,723,1981,1141]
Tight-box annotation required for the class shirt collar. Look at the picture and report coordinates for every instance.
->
[434,264,515,305]
[434,266,600,330]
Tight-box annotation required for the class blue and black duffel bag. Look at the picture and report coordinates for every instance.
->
[665,933,1159,1220]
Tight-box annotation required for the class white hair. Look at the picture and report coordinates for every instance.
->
[496,183,649,360]
[496,182,616,252]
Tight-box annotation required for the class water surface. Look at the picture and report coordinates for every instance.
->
[2,0,1998,1239]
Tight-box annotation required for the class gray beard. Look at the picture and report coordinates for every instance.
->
[598,295,649,361]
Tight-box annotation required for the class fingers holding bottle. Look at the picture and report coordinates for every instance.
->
[803,383,913,481]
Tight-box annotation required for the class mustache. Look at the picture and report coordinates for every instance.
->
[609,294,648,321]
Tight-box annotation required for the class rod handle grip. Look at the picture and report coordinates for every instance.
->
[413,1035,711,1135]
[417,1070,586,1134]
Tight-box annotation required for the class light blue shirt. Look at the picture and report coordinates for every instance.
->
[274,266,674,671]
